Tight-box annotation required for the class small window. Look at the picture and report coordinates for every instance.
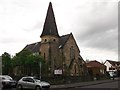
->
[53,39,56,42]
[109,67,115,70]
[45,39,47,42]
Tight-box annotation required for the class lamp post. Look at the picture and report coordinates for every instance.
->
[39,62,41,80]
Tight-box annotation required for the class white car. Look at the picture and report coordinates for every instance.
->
[17,76,50,90]
[109,71,117,78]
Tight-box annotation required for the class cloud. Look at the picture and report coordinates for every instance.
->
[73,2,118,52]
[82,28,117,51]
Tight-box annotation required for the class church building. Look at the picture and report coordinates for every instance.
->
[23,2,86,76]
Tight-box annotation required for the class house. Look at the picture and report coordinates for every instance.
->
[86,60,106,77]
[22,2,86,77]
[104,60,120,76]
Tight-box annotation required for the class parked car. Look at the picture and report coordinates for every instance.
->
[109,72,117,77]
[109,71,117,79]
[17,76,50,90]
[0,75,17,88]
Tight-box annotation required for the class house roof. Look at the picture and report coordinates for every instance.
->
[105,60,120,66]
[40,2,59,37]
[86,60,106,68]
[23,42,41,53]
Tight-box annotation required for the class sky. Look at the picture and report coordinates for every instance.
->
[0,0,118,62]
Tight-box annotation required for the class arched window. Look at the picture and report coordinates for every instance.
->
[74,64,77,75]
[53,39,56,42]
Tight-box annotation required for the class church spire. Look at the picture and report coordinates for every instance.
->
[40,2,59,37]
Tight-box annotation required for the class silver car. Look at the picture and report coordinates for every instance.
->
[17,76,50,90]
[0,75,17,88]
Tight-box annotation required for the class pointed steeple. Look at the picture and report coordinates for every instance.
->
[40,2,59,37]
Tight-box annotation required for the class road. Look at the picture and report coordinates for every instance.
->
[80,80,119,88]
[2,80,119,90]
[50,80,119,90]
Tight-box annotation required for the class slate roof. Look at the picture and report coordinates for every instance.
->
[23,42,41,53]
[86,60,106,68]
[40,2,59,37]
[23,34,71,53]
[59,34,71,48]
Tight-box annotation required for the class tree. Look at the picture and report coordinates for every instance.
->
[12,50,47,77]
[2,52,12,75]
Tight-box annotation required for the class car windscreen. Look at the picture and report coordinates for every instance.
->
[5,76,13,80]
[33,77,41,82]
[1,76,12,80]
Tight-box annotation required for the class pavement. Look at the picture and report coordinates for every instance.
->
[50,78,119,89]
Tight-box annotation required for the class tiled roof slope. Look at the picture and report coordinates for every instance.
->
[86,60,106,68]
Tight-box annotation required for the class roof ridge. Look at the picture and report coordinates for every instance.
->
[60,33,71,37]
[27,42,40,45]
